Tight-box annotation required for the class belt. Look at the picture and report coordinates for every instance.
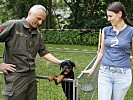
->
[101,65,127,74]
[4,70,35,76]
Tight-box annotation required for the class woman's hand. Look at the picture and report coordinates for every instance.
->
[130,56,133,65]
[82,68,95,76]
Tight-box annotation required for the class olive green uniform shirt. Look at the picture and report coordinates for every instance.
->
[0,18,49,72]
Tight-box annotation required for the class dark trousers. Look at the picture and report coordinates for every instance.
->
[3,70,37,100]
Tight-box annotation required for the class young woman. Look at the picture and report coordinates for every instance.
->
[83,2,133,100]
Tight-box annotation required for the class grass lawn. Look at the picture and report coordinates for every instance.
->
[35,44,97,99]
[0,43,133,100]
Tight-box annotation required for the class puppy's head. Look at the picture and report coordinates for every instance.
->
[60,60,75,75]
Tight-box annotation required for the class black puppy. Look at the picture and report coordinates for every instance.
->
[49,60,75,100]
[61,60,75,100]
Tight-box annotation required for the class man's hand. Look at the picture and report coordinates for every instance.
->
[0,63,16,74]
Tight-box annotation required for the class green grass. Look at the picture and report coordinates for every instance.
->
[35,44,97,76]
[0,43,97,99]
[0,43,133,100]
[35,44,97,99]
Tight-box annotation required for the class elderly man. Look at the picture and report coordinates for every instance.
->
[0,5,62,100]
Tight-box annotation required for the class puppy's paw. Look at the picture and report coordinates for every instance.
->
[55,75,65,85]
[54,80,58,85]
[49,75,57,82]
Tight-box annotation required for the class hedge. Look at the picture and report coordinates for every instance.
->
[41,29,99,46]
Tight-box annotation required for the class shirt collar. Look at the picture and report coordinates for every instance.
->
[21,18,30,29]
[21,18,38,35]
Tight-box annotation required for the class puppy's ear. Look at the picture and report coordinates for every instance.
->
[60,61,64,70]
[60,65,61,70]
[71,61,76,68]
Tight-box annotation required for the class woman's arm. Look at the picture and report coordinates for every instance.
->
[130,38,133,65]
[82,28,105,76]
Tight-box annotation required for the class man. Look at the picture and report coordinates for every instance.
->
[0,5,62,100]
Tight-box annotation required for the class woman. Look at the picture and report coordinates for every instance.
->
[83,2,133,100]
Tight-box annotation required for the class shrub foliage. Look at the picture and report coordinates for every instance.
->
[41,29,99,46]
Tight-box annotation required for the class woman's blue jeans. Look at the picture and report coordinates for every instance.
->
[98,65,132,100]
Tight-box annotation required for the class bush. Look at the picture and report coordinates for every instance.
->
[41,29,99,46]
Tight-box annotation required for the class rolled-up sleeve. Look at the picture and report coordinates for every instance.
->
[38,34,49,57]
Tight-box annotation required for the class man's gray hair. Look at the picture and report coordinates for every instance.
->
[30,5,47,14]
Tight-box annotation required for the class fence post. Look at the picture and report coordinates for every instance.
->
[75,79,79,100]
[97,29,102,52]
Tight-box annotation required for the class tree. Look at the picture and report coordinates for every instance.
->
[1,0,133,29]
[63,0,133,29]
[0,0,50,28]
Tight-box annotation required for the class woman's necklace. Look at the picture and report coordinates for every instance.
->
[113,24,127,36]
